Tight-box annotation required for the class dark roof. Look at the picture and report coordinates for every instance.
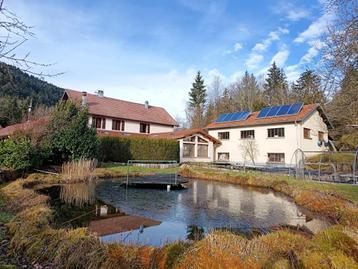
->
[206,104,333,130]
[63,89,178,126]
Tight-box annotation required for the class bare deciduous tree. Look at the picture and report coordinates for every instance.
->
[240,139,259,166]
[0,0,62,77]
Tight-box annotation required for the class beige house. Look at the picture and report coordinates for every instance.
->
[62,89,178,135]
[205,103,333,166]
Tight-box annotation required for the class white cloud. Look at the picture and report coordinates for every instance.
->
[253,27,289,52]
[207,68,226,82]
[294,12,335,43]
[245,53,264,69]
[285,64,301,81]
[299,40,325,63]
[234,42,243,51]
[270,47,290,66]
[286,9,310,21]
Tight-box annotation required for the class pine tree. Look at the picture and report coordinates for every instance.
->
[187,71,207,128]
[264,62,288,105]
[291,70,325,105]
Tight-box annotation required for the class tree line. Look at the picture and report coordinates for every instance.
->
[186,64,326,128]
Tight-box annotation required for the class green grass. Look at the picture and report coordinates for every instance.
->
[189,166,358,203]
[307,153,356,164]
[100,162,179,174]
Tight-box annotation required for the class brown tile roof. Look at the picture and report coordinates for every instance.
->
[205,103,328,129]
[64,89,178,126]
[0,119,49,138]
[149,128,222,144]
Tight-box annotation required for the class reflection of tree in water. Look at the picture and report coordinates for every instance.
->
[187,225,205,241]
[60,182,96,207]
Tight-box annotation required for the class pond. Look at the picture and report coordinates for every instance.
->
[37,177,330,246]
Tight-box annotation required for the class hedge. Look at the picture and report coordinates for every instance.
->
[98,136,179,162]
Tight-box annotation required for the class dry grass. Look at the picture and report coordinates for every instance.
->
[61,159,98,183]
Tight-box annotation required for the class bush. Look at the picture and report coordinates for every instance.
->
[0,134,47,170]
[98,136,179,162]
[46,101,99,162]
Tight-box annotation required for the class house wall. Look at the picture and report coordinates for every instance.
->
[208,111,329,165]
[178,134,215,163]
[298,110,330,156]
[88,115,174,134]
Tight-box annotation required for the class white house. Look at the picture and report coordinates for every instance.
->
[205,103,333,166]
[62,89,178,134]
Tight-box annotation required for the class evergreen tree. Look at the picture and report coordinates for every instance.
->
[291,70,325,105]
[187,71,207,128]
[263,62,288,105]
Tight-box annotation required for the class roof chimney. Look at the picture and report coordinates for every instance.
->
[81,91,87,107]
[145,100,149,109]
[96,90,104,97]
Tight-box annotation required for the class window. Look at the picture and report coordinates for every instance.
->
[241,130,255,139]
[267,153,285,163]
[197,144,208,158]
[267,128,284,138]
[183,143,195,157]
[304,128,311,139]
[184,136,196,142]
[218,152,230,161]
[92,117,106,129]
[140,123,150,133]
[112,120,125,131]
[197,137,208,158]
[218,132,230,140]
[318,131,324,141]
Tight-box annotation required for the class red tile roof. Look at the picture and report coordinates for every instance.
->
[64,89,178,126]
[0,119,49,138]
[205,104,329,129]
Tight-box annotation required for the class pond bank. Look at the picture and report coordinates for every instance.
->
[179,165,358,227]
[1,170,358,268]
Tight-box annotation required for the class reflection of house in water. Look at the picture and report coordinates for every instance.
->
[95,204,121,217]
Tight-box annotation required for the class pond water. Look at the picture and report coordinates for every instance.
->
[37,177,330,246]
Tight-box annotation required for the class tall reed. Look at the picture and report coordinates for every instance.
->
[61,159,98,182]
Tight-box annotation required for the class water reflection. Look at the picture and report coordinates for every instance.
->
[38,178,330,246]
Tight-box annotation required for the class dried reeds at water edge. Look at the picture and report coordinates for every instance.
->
[61,158,98,182]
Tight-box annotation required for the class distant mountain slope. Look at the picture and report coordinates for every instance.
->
[0,62,65,127]
[0,62,65,106]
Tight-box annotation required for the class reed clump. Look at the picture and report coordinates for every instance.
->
[61,158,98,182]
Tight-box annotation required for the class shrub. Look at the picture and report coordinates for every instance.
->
[46,101,99,162]
[98,136,179,162]
[0,134,47,170]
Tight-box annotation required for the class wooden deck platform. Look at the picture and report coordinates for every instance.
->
[124,174,189,190]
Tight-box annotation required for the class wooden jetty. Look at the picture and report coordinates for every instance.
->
[123,174,188,190]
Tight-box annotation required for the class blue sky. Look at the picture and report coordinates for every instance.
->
[6,0,333,118]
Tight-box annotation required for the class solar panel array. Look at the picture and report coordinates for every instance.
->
[257,103,303,119]
[216,111,251,123]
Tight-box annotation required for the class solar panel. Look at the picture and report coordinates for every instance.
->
[266,106,281,117]
[287,103,303,115]
[257,103,304,119]
[257,107,270,118]
[276,104,291,116]
[222,113,232,121]
[215,111,251,123]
